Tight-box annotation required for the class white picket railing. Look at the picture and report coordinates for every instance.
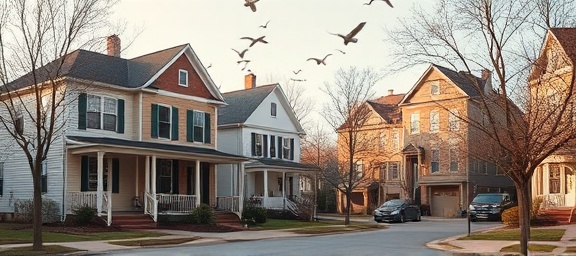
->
[66,192,98,214]
[145,192,157,222]
[216,196,240,212]
[157,194,197,214]
[539,194,565,209]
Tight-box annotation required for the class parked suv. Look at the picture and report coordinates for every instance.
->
[469,193,515,221]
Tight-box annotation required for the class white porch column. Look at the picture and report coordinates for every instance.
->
[264,170,269,200]
[195,160,201,207]
[144,156,150,212]
[151,156,157,195]
[239,162,245,214]
[107,158,113,225]
[135,156,139,197]
[282,172,287,210]
[96,151,104,217]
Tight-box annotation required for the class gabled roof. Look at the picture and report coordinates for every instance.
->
[400,64,485,105]
[218,84,277,125]
[3,44,224,101]
[367,94,404,124]
[549,28,576,65]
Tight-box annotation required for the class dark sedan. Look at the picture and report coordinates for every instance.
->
[373,199,421,223]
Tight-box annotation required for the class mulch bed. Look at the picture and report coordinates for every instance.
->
[157,223,245,232]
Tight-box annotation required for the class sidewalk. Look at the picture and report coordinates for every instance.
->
[426,223,576,255]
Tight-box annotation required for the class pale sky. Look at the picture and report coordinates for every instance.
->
[112,0,432,127]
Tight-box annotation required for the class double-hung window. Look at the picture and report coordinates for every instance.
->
[88,157,108,191]
[193,111,205,142]
[449,148,459,173]
[283,138,291,160]
[391,130,399,150]
[430,110,439,132]
[410,113,420,134]
[449,109,460,131]
[158,159,172,193]
[179,69,188,87]
[271,103,277,117]
[158,105,171,139]
[270,135,276,157]
[87,95,118,131]
[255,134,263,156]
[431,149,440,173]
[355,160,363,178]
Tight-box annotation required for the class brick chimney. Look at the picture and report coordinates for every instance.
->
[387,89,394,95]
[245,73,256,90]
[107,35,121,57]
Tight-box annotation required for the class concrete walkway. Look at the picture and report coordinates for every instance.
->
[426,223,576,255]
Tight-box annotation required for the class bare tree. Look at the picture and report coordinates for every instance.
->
[321,66,381,224]
[386,0,576,254]
[0,0,117,251]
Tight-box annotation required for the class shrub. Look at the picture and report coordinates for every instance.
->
[14,198,60,223]
[189,204,216,225]
[502,206,520,227]
[73,205,96,226]
[242,205,267,224]
[531,197,543,219]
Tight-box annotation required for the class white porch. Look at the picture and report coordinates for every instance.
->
[532,162,576,209]
[245,169,302,210]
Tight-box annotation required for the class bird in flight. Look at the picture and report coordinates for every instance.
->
[241,36,268,47]
[364,0,393,7]
[335,49,346,54]
[260,20,271,28]
[307,54,332,65]
[244,0,259,12]
[240,61,250,71]
[232,48,249,59]
[206,63,212,69]
[293,69,302,75]
[237,59,251,64]
[329,22,367,45]
[290,78,307,82]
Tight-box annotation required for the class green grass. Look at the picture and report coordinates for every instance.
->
[108,237,200,247]
[0,230,164,245]
[500,244,557,253]
[458,228,565,241]
[0,245,81,256]
[565,246,576,253]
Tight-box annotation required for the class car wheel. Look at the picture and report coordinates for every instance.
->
[413,212,421,222]
[375,220,382,223]
[399,213,405,223]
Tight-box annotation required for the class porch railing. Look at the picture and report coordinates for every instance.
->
[156,194,197,214]
[66,192,98,214]
[216,196,240,212]
[145,192,157,222]
[538,194,566,209]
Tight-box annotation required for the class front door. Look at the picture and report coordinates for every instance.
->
[201,162,210,205]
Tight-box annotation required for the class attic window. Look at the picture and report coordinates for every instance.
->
[179,69,188,87]
[431,81,440,95]
[271,103,277,117]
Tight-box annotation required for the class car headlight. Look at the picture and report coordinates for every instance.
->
[469,205,475,211]
[391,210,400,215]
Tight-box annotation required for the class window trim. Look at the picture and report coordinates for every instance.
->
[431,149,440,174]
[449,147,458,173]
[87,94,118,131]
[255,134,263,157]
[355,160,363,178]
[449,109,460,131]
[431,81,440,95]
[410,113,420,134]
[178,69,189,87]
[283,137,291,160]
[87,157,109,191]
[430,110,439,133]
[193,110,205,142]
[158,159,173,193]
[157,104,172,140]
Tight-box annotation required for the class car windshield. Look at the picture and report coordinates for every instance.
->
[472,194,504,203]
[381,200,404,207]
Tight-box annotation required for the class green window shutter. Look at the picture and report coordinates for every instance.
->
[186,110,194,142]
[290,138,295,160]
[172,160,179,194]
[151,104,158,138]
[78,93,87,130]
[251,133,256,156]
[117,99,125,134]
[278,136,283,159]
[172,106,179,141]
[204,113,211,144]
[112,158,120,193]
[81,156,89,191]
[263,135,268,158]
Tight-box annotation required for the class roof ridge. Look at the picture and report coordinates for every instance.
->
[130,43,188,60]
[222,83,277,95]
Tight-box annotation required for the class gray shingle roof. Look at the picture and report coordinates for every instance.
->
[67,136,248,160]
[3,44,187,91]
[218,84,277,125]
[245,158,319,171]
[433,64,484,97]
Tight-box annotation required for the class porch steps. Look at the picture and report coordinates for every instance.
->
[538,207,576,224]
[111,214,157,230]
[215,211,243,229]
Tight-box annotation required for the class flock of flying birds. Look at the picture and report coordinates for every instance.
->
[230,0,394,83]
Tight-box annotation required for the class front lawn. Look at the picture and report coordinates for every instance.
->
[458,228,565,241]
[0,245,81,256]
[258,219,385,234]
[500,244,557,253]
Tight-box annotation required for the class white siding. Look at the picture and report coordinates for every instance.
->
[244,90,299,133]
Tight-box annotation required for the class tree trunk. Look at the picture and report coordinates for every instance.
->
[32,165,43,251]
[516,182,531,256]
[345,188,351,225]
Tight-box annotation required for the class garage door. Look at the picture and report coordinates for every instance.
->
[431,188,460,217]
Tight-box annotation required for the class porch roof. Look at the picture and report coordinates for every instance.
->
[245,158,319,172]
[66,136,249,163]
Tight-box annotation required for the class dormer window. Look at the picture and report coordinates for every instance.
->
[271,102,277,117]
[431,81,440,95]
[179,69,188,87]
